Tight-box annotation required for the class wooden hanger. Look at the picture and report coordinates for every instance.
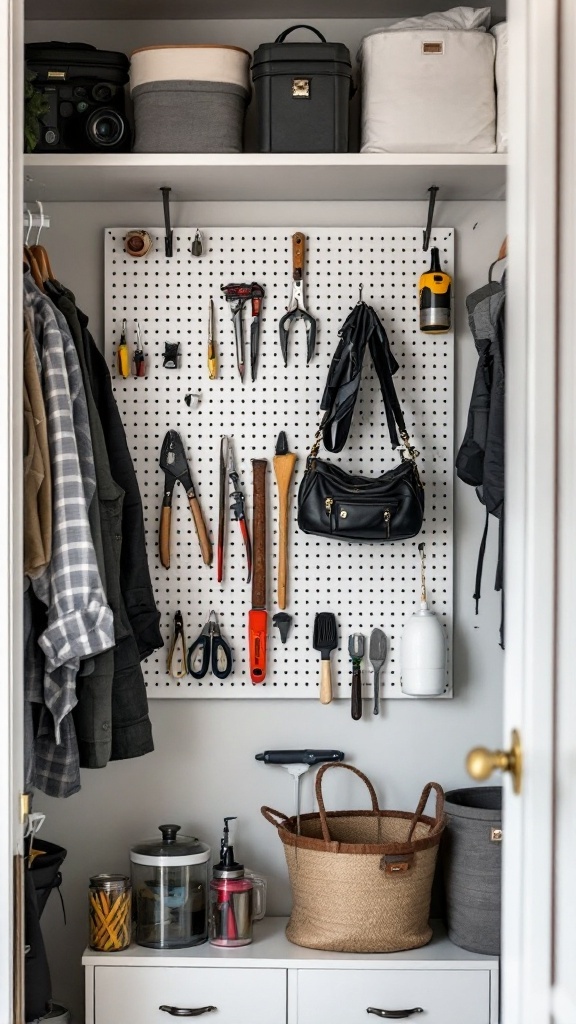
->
[23,245,44,291]
[30,244,55,283]
[498,236,508,261]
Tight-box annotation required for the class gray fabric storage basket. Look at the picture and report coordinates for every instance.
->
[442,786,502,955]
[132,81,248,153]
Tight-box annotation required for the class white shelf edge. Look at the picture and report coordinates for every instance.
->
[23,153,507,203]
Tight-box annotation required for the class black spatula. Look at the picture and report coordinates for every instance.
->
[313,612,338,705]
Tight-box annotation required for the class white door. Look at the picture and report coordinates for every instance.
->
[0,0,25,1020]
[481,2,574,1023]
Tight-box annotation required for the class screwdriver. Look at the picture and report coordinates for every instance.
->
[207,298,218,380]
[133,318,146,377]
[117,318,130,378]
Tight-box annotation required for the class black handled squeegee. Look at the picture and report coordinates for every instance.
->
[255,750,345,834]
[255,749,344,765]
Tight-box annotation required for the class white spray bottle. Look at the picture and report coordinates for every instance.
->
[401,543,446,697]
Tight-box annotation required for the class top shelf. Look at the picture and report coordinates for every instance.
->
[23,153,507,203]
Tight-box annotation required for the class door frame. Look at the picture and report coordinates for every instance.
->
[502,1,559,1021]
[0,1,568,1022]
[0,0,24,1019]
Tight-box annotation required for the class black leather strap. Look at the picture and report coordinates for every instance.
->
[319,302,407,454]
[275,24,327,43]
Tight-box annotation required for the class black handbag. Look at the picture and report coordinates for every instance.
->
[297,301,424,542]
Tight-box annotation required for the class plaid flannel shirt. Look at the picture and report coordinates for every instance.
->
[24,274,115,797]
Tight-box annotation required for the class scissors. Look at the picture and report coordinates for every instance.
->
[187,610,233,679]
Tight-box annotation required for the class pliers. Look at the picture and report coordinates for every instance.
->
[217,436,252,584]
[279,232,317,366]
[159,430,212,568]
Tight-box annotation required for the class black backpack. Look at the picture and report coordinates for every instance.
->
[456,276,505,645]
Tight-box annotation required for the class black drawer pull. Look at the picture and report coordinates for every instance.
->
[159,1007,217,1017]
[367,1008,424,1020]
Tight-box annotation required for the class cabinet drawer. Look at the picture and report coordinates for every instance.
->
[94,966,286,1024]
[297,969,490,1024]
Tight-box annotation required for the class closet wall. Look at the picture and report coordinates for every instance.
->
[26,16,505,1024]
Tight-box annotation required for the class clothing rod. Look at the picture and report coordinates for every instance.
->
[23,211,50,229]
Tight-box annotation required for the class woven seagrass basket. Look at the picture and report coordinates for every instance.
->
[262,763,445,953]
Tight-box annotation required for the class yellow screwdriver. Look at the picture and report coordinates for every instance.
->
[117,318,130,378]
[207,298,218,379]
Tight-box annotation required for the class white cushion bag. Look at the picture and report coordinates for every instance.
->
[360,28,496,153]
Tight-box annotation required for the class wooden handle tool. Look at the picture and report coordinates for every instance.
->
[249,459,268,683]
[273,431,297,610]
[292,232,305,279]
[188,493,212,566]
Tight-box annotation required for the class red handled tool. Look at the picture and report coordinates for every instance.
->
[249,459,268,682]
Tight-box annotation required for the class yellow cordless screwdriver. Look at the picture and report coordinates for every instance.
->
[116,317,130,377]
[419,247,452,334]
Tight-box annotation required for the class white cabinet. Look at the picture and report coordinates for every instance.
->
[83,918,499,1024]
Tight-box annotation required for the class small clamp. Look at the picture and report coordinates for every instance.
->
[167,611,188,678]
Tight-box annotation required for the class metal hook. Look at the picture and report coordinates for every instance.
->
[34,200,44,246]
[24,207,32,247]
[422,185,439,252]
[160,186,173,258]
[358,282,364,303]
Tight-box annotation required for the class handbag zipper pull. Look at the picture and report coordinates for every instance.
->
[384,508,391,539]
[325,497,333,516]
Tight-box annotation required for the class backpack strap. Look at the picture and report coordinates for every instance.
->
[473,509,490,614]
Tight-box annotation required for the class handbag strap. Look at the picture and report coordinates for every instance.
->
[275,24,327,43]
[315,762,380,844]
[308,302,419,464]
[406,782,445,841]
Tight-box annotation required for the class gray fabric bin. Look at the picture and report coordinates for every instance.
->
[442,786,502,955]
[132,80,248,153]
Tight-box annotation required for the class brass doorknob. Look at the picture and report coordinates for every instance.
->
[466,729,522,794]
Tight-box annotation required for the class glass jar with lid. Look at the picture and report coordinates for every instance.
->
[130,824,210,948]
[89,874,132,951]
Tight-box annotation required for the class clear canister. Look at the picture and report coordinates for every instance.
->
[89,874,132,951]
[130,824,211,949]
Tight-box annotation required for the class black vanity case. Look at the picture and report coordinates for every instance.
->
[252,25,353,153]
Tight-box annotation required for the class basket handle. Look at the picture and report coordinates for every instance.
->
[406,782,445,842]
[261,806,291,829]
[315,763,380,844]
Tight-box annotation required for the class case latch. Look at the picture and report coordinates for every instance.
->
[292,78,310,98]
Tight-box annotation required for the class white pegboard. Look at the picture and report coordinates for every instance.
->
[105,227,453,700]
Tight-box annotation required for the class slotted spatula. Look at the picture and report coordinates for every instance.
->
[313,612,338,705]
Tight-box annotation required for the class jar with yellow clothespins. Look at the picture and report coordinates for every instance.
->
[89,874,132,951]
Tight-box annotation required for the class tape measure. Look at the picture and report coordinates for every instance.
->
[419,247,452,334]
